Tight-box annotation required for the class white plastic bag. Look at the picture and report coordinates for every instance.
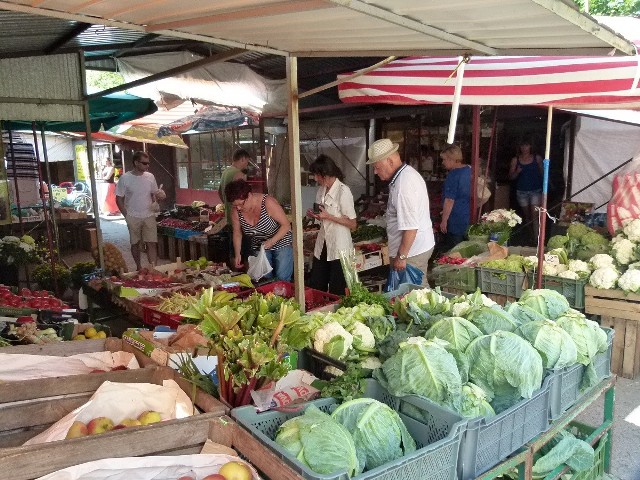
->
[247,245,273,280]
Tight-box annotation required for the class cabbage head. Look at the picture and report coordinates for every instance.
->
[466,331,544,403]
[515,320,578,369]
[332,398,416,471]
[466,306,521,334]
[374,337,462,410]
[275,404,360,476]
[519,289,571,320]
[506,301,548,323]
[555,311,607,366]
[425,316,483,352]
[458,383,495,419]
[394,288,450,329]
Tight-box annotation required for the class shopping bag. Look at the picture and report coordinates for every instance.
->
[383,264,424,293]
[247,245,273,281]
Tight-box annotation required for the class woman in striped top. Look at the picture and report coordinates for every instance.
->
[225,179,293,281]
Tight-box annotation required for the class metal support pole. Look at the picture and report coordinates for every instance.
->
[536,106,553,289]
[31,122,57,293]
[471,106,480,223]
[83,102,105,272]
[40,126,60,254]
[447,56,469,145]
[286,56,305,309]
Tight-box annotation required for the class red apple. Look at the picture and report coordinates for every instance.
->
[86,416,114,435]
[177,476,195,480]
[65,421,88,439]
[202,475,226,480]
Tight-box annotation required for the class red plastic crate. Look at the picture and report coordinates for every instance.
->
[253,281,340,311]
[142,305,183,329]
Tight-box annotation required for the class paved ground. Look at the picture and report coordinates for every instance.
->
[62,221,640,478]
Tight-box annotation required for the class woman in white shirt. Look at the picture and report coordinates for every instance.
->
[306,155,357,295]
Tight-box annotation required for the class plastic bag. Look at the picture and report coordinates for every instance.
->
[384,264,424,292]
[247,245,273,281]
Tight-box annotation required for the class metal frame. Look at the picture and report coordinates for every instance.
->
[479,375,616,480]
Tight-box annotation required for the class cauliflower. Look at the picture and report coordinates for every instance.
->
[567,223,592,240]
[611,234,626,245]
[480,294,497,307]
[314,321,353,360]
[547,235,569,249]
[543,263,559,276]
[323,366,344,377]
[628,261,640,270]
[612,238,637,265]
[589,254,615,270]
[557,270,580,280]
[568,259,591,274]
[580,231,609,247]
[452,301,472,318]
[349,321,376,351]
[523,256,539,270]
[618,269,640,293]
[624,219,640,242]
[589,267,619,290]
[361,356,383,370]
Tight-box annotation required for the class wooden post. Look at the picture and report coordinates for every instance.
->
[471,105,480,223]
[286,56,305,310]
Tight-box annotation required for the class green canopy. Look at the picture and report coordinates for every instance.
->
[3,93,158,132]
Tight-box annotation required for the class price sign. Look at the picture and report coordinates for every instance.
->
[52,186,67,202]
[544,254,560,266]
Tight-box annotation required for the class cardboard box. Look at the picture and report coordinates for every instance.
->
[82,227,98,252]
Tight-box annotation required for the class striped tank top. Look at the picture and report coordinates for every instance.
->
[238,195,293,252]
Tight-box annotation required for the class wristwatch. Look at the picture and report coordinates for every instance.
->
[398,253,408,260]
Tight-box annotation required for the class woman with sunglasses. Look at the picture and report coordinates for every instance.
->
[225,179,293,281]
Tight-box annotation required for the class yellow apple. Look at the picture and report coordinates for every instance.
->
[218,461,252,480]
[65,421,88,439]
[86,416,114,434]
[72,334,86,341]
[119,418,142,427]
[137,410,162,425]
[83,327,98,338]
[96,330,107,339]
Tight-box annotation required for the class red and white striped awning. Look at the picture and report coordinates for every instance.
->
[338,54,640,109]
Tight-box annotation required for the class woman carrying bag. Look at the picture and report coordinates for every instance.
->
[306,155,357,295]
[225,179,293,281]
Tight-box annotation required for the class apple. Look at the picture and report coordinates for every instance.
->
[65,421,88,439]
[112,424,127,430]
[177,477,195,480]
[86,416,114,434]
[218,461,252,480]
[137,410,162,425]
[202,475,226,480]
[119,418,142,427]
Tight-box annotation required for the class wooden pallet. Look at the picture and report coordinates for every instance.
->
[586,286,640,378]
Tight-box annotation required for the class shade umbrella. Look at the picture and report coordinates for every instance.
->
[4,93,158,132]
[157,106,251,137]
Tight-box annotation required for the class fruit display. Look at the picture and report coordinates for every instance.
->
[109,269,185,289]
[6,321,62,343]
[0,286,69,310]
[65,410,163,439]
[93,242,128,275]
[159,218,192,229]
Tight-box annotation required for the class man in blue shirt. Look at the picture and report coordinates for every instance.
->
[440,144,471,253]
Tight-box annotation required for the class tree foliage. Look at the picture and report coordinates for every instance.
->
[85,70,125,93]
[573,0,640,16]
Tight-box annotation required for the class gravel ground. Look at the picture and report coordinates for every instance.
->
[62,220,640,478]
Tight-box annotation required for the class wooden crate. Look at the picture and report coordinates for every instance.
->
[0,366,226,458]
[484,293,517,306]
[585,285,640,320]
[586,286,640,379]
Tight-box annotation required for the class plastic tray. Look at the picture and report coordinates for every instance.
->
[571,423,609,480]
[232,379,466,480]
[297,347,348,379]
[548,327,613,420]
[477,267,527,298]
[431,265,477,293]
[251,280,340,312]
[526,274,587,309]
[174,228,200,240]
[460,375,552,480]
[141,305,183,329]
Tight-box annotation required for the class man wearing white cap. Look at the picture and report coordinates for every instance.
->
[367,138,434,284]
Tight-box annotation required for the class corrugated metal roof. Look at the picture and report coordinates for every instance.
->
[0,0,634,56]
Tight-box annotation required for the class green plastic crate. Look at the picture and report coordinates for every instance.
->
[477,267,527,298]
[527,273,587,309]
[431,265,477,293]
[232,379,466,480]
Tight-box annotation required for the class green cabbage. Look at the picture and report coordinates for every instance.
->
[465,331,544,404]
[515,319,578,369]
[394,288,450,329]
[374,337,462,410]
[506,301,548,323]
[275,404,360,476]
[567,223,593,240]
[466,306,522,334]
[332,398,416,471]
[580,231,609,247]
[458,382,496,418]
[519,289,571,320]
[425,316,484,352]
[547,235,569,249]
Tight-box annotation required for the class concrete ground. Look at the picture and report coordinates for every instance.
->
[62,220,640,478]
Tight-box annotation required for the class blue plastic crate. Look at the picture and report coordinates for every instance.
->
[459,375,553,480]
[174,228,199,240]
[548,327,613,420]
[232,379,466,480]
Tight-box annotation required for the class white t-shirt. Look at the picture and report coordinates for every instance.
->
[386,164,435,258]
[115,171,158,218]
[314,179,357,261]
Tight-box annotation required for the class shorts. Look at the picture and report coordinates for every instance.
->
[125,216,158,244]
[516,189,542,208]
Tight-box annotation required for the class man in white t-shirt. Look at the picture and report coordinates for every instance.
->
[115,151,166,271]
[367,138,435,285]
